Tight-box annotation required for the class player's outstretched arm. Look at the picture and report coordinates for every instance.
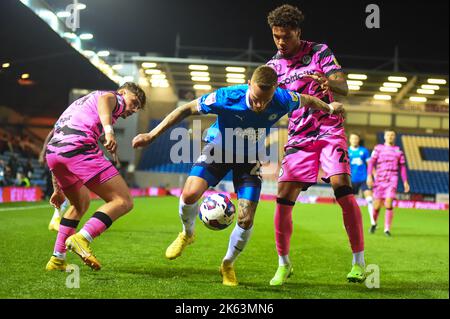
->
[300,94,345,116]
[132,99,201,149]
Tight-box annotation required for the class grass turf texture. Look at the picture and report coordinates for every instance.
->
[0,197,448,299]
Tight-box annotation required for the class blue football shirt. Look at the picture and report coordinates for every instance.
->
[197,84,301,156]
[348,146,371,183]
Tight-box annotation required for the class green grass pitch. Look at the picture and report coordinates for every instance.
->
[0,197,448,299]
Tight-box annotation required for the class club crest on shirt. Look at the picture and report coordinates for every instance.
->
[302,55,312,65]
[268,114,278,121]
[279,167,284,177]
[204,93,217,106]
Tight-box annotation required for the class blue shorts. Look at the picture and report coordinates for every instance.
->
[189,144,262,202]
[352,181,370,194]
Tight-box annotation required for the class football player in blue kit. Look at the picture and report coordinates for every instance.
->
[132,65,344,286]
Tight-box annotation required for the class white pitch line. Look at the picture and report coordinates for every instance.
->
[0,204,51,212]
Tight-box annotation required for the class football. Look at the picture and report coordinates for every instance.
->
[198,193,236,230]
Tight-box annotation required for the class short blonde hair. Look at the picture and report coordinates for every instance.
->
[251,65,278,90]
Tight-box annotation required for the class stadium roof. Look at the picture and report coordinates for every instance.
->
[128,56,449,106]
[0,0,117,117]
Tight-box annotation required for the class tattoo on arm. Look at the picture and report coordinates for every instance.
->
[237,199,258,229]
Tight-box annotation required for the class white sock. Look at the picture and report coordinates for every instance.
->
[58,199,70,218]
[278,255,290,266]
[179,198,198,237]
[352,251,365,267]
[53,251,66,259]
[79,229,93,242]
[52,199,70,220]
[223,224,253,265]
[366,196,376,226]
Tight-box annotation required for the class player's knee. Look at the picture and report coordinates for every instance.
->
[181,191,201,205]
[73,200,89,215]
[334,185,354,199]
[116,196,134,213]
[331,174,351,190]
[237,216,253,230]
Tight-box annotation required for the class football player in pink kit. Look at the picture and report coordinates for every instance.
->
[45,82,146,271]
[266,4,366,285]
[367,130,410,236]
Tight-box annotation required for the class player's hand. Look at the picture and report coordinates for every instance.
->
[132,133,154,148]
[50,191,66,210]
[330,102,345,116]
[104,133,117,154]
[366,176,373,188]
[404,181,410,193]
[38,153,45,165]
[305,72,329,93]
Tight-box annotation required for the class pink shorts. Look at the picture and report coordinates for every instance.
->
[278,135,351,186]
[373,183,397,200]
[46,152,119,191]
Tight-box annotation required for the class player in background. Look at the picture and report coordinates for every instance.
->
[39,128,70,231]
[45,82,146,271]
[367,130,410,236]
[266,4,366,285]
[132,66,344,286]
[348,133,376,231]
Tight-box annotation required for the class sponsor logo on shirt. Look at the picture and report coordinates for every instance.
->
[302,55,312,65]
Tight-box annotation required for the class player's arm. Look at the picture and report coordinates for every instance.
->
[306,44,349,96]
[132,100,200,148]
[327,71,349,96]
[49,173,65,209]
[39,128,54,165]
[366,148,378,187]
[97,93,118,154]
[300,94,345,116]
[305,71,348,97]
[399,152,410,193]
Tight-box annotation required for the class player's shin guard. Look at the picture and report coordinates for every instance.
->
[335,186,365,266]
[53,218,79,258]
[385,208,394,232]
[79,212,112,242]
[223,224,253,265]
[179,198,198,237]
[274,198,295,265]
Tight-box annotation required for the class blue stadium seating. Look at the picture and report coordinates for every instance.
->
[138,120,235,181]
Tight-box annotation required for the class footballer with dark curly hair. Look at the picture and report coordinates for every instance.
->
[266,4,367,286]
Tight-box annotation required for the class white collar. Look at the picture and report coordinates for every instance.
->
[245,89,252,110]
